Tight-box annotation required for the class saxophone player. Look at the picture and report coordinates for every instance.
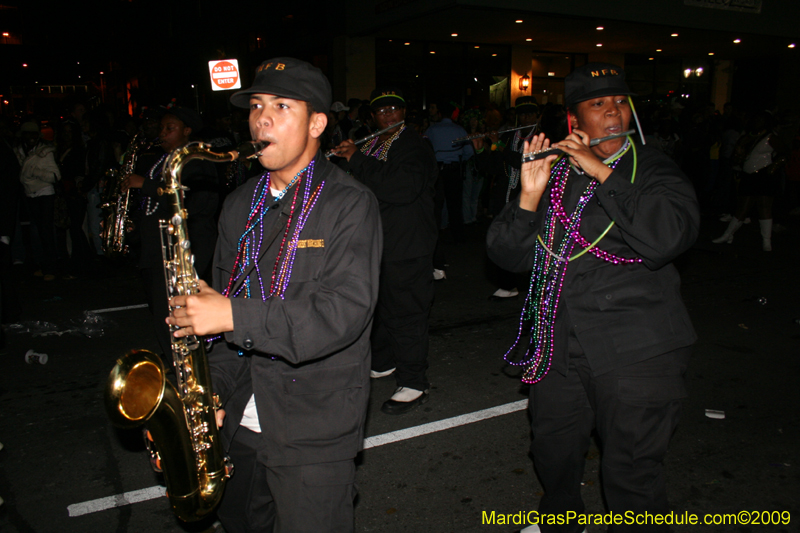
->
[121,107,219,363]
[166,58,382,533]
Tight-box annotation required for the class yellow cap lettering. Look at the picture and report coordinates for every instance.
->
[276,63,285,70]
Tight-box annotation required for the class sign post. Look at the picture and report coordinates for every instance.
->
[208,60,241,91]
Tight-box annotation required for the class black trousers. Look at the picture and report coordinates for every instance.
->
[439,162,465,242]
[529,331,690,533]
[26,195,56,274]
[217,427,356,533]
[371,255,434,392]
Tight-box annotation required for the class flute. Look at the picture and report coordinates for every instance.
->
[325,121,405,158]
[451,124,537,144]
[521,130,636,163]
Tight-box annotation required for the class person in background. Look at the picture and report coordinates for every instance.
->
[712,110,782,251]
[478,96,540,301]
[83,111,116,258]
[426,101,474,244]
[334,87,438,415]
[460,108,486,225]
[18,121,61,281]
[340,98,361,141]
[329,101,349,147]
[55,121,92,276]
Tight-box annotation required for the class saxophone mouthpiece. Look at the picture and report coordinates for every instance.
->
[236,141,270,160]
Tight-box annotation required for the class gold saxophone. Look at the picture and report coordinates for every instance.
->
[105,140,267,521]
[100,133,159,258]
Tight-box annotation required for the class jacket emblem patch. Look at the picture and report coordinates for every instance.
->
[296,239,324,248]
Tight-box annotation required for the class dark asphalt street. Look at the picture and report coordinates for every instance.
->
[0,215,798,533]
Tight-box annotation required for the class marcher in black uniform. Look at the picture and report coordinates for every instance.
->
[122,107,219,361]
[487,64,699,533]
[166,58,382,533]
[480,97,539,301]
[333,88,438,415]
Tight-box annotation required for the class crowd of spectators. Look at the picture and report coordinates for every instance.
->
[1,93,798,331]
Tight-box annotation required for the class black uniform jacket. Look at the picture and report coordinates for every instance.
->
[208,153,382,467]
[343,127,437,261]
[487,144,699,376]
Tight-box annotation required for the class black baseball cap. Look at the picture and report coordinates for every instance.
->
[165,106,203,133]
[369,87,405,110]
[515,96,539,114]
[565,63,635,108]
[230,57,332,114]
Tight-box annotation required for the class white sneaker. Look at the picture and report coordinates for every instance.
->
[381,386,430,414]
[433,269,446,280]
[370,367,396,379]
[389,387,425,402]
[490,288,519,300]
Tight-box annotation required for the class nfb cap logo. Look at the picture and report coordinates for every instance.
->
[257,62,286,73]
[590,69,619,77]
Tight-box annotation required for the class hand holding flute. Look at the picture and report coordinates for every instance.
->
[327,121,405,161]
[518,129,635,211]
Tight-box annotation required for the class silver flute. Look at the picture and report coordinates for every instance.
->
[326,121,406,158]
[522,130,636,163]
[451,124,537,144]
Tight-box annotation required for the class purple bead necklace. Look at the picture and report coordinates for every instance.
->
[362,125,405,161]
[223,160,324,301]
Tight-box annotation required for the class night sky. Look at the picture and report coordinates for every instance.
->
[3,0,339,115]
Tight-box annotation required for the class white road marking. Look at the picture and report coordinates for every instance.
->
[68,486,166,517]
[68,399,528,517]
[363,399,528,449]
[89,304,149,314]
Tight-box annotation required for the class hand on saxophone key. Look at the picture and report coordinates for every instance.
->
[167,279,234,338]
